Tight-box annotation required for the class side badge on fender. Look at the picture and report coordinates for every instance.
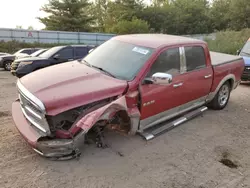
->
[143,100,155,107]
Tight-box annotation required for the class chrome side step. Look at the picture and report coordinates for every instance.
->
[139,106,208,141]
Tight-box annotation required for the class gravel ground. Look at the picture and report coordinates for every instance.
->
[1,69,250,188]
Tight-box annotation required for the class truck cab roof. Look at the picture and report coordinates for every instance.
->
[113,34,205,49]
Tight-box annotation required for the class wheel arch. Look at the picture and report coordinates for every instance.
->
[207,74,235,102]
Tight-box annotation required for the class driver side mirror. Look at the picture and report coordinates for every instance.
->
[143,72,173,85]
[53,54,60,60]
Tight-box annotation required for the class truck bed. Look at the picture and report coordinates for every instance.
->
[210,51,243,66]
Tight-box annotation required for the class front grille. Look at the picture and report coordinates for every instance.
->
[17,80,51,135]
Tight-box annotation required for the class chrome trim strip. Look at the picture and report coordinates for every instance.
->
[33,148,44,156]
[20,106,47,133]
[17,79,46,112]
[142,133,155,141]
[201,107,208,112]
[173,117,187,126]
[179,47,187,74]
[24,106,42,120]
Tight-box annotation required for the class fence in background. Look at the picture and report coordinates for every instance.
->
[0,28,216,45]
[0,28,116,45]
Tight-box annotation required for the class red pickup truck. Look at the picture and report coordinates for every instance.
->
[12,34,244,160]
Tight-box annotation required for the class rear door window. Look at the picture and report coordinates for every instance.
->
[184,46,206,72]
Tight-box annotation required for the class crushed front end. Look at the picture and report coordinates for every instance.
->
[12,79,134,160]
[12,80,86,160]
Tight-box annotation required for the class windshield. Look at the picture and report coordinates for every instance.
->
[31,49,46,57]
[82,40,154,80]
[240,41,250,57]
[38,46,63,58]
[14,49,23,55]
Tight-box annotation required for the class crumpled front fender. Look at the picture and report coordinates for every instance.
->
[74,95,141,135]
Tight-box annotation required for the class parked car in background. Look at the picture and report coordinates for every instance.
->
[0,48,41,71]
[11,49,48,75]
[12,34,244,159]
[0,52,9,56]
[15,45,95,78]
[237,38,250,81]
[15,48,48,60]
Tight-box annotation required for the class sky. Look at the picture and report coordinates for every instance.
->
[0,0,48,30]
[0,0,153,30]
[0,0,210,30]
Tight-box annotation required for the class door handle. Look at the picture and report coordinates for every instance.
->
[173,83,183,88]
[204,74,212,79]
[68,59,74,61]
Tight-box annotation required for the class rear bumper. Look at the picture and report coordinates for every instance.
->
[12,101,85,160]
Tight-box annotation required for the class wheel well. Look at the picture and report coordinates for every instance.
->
[109,110,131,134]
[3,60,12,64]
[227,79,234,90]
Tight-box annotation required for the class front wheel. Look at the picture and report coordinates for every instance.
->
[208,82,231,110]
[4,61,12,71]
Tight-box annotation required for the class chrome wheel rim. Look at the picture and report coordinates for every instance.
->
[5,62,11,70]
[218,85,229,106]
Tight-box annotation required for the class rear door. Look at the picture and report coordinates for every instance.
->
[177,46,213,112]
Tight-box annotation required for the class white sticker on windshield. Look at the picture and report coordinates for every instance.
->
[132,47,149,55]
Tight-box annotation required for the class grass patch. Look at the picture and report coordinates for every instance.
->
[205,29,250,55]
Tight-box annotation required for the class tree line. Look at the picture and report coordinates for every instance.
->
[38,0,250,35]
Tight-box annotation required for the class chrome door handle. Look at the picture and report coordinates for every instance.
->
[204,74,212,79]
[173,83,183,88]
[68,59,74,61]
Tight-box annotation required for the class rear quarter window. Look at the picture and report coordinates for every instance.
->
[185,46,206,72]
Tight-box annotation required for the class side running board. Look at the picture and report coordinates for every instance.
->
[139,106,208,141]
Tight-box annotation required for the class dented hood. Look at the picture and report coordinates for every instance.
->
[19,61,128,115]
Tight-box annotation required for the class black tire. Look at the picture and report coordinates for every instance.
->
[208,81,231,110]
[3,61,12,71]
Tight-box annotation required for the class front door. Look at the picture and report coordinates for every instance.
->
[139,47,186,130]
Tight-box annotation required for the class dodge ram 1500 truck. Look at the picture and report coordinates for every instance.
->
[12,34,244,160]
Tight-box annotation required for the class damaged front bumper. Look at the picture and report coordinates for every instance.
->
[12,101,85,160]
[12,95,138,160]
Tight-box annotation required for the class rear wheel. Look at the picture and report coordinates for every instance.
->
[4,61,12,71]
[208,81,231,110]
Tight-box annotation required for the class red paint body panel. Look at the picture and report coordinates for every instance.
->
[20,61,127,115]
[211,59,244,92]
[75,96,127,131]
[174,68,213,104]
